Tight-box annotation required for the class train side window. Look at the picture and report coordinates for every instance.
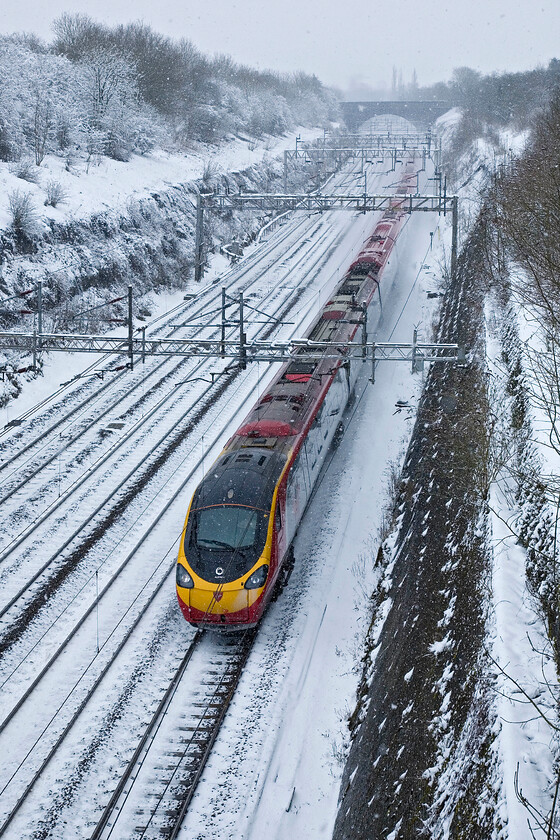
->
[275,505,282,530]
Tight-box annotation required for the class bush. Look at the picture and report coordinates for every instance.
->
[10,158,41,184]
[8,189,37,233]
[44,179,68,207]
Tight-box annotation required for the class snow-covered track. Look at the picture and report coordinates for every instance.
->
[0,159,395,839]
[0,199,372,831]
[90,630,256,840]
[0,208,313,481]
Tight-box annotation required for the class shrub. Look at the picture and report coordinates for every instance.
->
[10,158,41,184]
[44,179,68,207]
[8,189,37,233]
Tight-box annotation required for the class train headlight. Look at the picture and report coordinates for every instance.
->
[176,564,194,589]
[244,565,269,590]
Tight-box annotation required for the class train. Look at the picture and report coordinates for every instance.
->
[176,158,417,628]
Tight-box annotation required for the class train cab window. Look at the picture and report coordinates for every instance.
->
[275,505,282,531]
[194,506,258,550]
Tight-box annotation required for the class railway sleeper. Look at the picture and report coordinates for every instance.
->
[177,723,211,732]
[201,676,236,687]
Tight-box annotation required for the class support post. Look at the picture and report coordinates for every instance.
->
[370,342,376,383]
[37,280,42,350]
[361,302,368,359]
[411,329,425,373]
[283,150,288,194]
[194,193,204,283]
[221,286,226,357]
[128,284,133,371]
[451,196,458,284]
[239,292,246,370]
[141,326,146,364]
[32,329,37,372]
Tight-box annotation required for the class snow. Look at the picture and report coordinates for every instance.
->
[490,484,558,837]
[428,635,452,656]
[486,296,559,838]
[5,119,551,839]
[0,127,323,231]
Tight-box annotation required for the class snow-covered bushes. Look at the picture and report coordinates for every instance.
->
[7,189,37,234]
[44,180,67,207]
[0,16,339,166]
[0,35,170,166]
[481,92,560,656]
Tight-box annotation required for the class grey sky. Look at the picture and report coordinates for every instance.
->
[2,0,559,91]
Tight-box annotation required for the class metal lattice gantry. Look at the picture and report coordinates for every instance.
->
[195,191,458,283]
[283,129,440,190]
[282,142,442,188]
[0,329,465,382]
[202,192,454,214]
[318,132,435,150]
[194,130,452,283]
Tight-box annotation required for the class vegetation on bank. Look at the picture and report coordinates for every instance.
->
[0,14,338,166]
[486,90,560,656]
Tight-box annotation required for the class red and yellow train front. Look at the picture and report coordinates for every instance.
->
[176,448,287,628]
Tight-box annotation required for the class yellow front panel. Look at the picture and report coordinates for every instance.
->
[187,580,262,615]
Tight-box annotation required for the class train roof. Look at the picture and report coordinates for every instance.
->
[224,161,416,461]
[191,448,286,510]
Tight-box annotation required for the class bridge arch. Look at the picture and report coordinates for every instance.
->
[340,101,451,132]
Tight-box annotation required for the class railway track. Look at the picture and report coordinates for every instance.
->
[90,631,256,840]
[0,211,320,491]
[0,158,403,838]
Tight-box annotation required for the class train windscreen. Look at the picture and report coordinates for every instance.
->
[185,504,269,582]
[194,505,259,550]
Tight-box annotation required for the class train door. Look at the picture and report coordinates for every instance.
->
[284,450,310,548]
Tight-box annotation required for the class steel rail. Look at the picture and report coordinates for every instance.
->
[91,631,256,840]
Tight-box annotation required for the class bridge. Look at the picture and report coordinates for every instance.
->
[340,100,451,131]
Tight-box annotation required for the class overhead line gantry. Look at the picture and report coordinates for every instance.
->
[194,130,451,283]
